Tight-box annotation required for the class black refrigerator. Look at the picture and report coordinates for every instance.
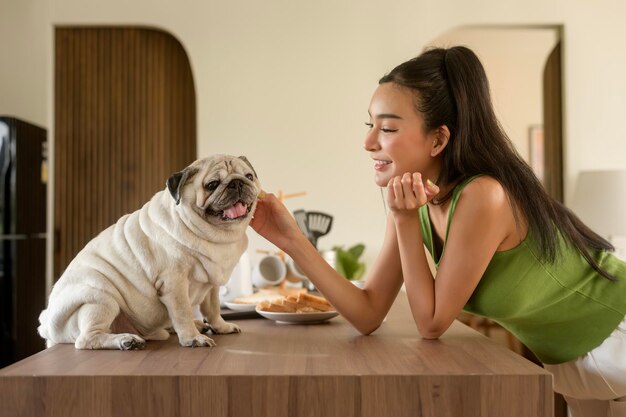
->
[0,116,47,368]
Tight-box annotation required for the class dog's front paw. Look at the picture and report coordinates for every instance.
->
[206,320,241,335]
[119,334,146,350]
[180,333,216,348]
[195,319,211,334]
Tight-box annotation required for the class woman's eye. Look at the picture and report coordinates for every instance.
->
[365,121,396,133]
[245,173,254,181]
[206,181,220,191]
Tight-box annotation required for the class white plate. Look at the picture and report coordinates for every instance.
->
[255,309,339,324]
[224,301,258,312]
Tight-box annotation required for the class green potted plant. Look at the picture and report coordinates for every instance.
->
[332,243,366,285]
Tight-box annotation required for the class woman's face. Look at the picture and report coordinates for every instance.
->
[364,82,438,187]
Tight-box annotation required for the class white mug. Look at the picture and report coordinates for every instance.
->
[252,255,287,288]
[220,251,253,303]
[285,257,307,282]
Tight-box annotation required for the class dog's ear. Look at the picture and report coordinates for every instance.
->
[166,167,198,205]
[238,155,257,179]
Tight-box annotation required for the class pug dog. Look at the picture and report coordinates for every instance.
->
[38,155,260,350]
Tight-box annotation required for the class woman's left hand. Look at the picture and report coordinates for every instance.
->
[387,172,439,217]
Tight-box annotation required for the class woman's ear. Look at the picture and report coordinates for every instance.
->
[430,125,450,157]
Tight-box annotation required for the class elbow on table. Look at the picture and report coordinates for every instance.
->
[355,319,382,336]
[419,331,443,340]
[417,324,445,340]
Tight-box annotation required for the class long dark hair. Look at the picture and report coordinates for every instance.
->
[380,46,616,280]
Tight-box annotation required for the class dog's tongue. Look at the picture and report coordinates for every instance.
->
[223,202,247,219]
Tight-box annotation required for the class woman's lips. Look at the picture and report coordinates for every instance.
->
[374,160,392,171]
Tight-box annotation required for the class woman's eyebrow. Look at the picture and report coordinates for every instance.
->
[375,113,403,120]
[367,111,403,120]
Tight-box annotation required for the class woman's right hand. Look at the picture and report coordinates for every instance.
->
[250,192,305,252]
[387,172,439,219]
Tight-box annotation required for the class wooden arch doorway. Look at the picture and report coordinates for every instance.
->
[54,27,197,278]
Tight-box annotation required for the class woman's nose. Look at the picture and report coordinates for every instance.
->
[363,129,380,151]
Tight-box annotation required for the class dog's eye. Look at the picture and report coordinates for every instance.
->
[206,181,220,191]
[245,173,254,181]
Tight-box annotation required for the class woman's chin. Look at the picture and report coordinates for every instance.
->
[374,173,390,188]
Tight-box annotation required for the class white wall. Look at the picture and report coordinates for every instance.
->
[0,0,48,125]
[2,0,625,281]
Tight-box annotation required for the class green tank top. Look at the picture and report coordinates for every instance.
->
[418,176,626,364]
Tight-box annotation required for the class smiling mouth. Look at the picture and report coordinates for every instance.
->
[206,201,252,221]
[374,160,392,170]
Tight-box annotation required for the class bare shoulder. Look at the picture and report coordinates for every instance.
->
[457,176,509,212]
[452,176,524,249]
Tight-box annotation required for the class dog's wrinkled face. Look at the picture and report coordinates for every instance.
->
[167,155,261,227]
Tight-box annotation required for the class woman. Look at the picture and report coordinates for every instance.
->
[251,46,626,417]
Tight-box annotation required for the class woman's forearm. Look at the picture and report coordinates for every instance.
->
[285,235,384,334]
[393,216,440,338]
[250,194,394,334]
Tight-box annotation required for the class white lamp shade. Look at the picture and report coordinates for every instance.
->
[572,170,626,239]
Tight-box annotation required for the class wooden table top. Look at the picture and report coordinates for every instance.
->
[1,292,549,378]
[0,292,554,417]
